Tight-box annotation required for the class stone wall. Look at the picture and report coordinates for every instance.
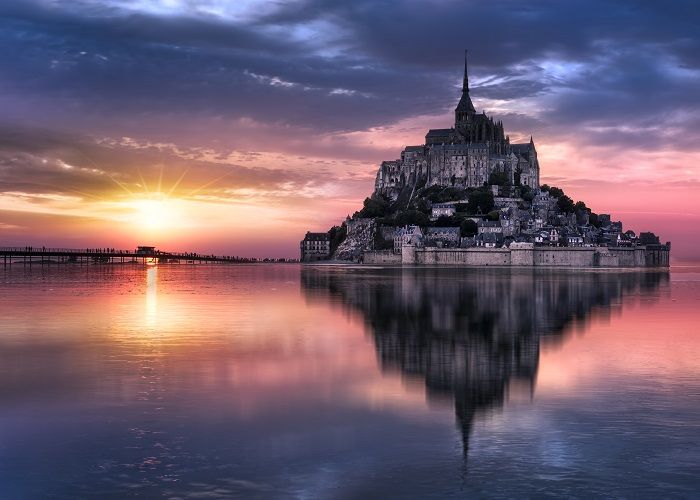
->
[415,248,511,265]
[365,244,670,268]
[363,250,401,264]
[510,242,534,266]
[533,248,596,267]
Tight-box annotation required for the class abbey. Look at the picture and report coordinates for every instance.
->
[374,52,540,199]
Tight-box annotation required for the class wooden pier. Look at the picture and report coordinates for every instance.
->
[0,246,252,266]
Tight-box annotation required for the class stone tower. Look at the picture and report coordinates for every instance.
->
[455,50,476,140]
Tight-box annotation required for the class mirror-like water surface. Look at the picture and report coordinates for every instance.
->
[0,265,698,498]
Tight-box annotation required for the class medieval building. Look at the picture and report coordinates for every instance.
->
[374,52,540,199]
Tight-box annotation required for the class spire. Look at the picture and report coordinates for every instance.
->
[455,50,476,124]
[530,135,534,144]
[463,49,469,92]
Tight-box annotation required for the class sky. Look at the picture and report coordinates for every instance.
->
[0,0,699,260]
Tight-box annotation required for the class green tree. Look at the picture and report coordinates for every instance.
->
[373,227,393,250]
[486,210,500,221]
[412,198,431,214]
[328,224,347,254]
[356,194,389,218]
[433,215,461,227]
[467,187,494,214]
[548,186,564,198]
[520,185,535,202]
[460,218,478,237]
[557,195,575,213]
[394,210,430,227]
[488,170,510,187]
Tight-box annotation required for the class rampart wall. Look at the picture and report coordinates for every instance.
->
[363,245,670,268]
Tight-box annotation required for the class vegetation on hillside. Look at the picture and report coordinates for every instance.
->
[339,180,604,253]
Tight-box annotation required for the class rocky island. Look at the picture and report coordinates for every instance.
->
[300,52,670,267]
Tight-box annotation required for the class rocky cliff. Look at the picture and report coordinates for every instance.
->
[332,218,376,261]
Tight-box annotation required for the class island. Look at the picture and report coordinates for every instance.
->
[300,52,670,267]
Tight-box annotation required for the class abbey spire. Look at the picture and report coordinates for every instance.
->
[455,49,476,133]
[462,49,470,92]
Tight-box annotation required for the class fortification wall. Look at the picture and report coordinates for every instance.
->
[645,246,670,267]
[533,248,596,267]
[363,250,401,264]
[605,247,646,267]
[510,242,534,266]
[364,244,670,267]
[415,248,511,265]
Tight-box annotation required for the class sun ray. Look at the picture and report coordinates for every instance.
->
[157,164,164,194]
[186,170,232,198]
[73,147,137,197]
[167,168,189,197]
[136,168,150,195]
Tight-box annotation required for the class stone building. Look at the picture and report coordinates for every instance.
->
[300,232,331,262]
[425,227,461,248]
[431,202,457,220]
[375,51,540,199]
[394,225,423,253]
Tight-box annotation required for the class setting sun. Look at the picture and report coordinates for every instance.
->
[128,196,180,233]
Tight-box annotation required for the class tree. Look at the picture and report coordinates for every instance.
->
[557,195,575,213]
[486,210,500,221]
[575,201,588,213]
[356,194,389,218]
[328,224,347,254]
[373,227,394,250]
[433,215,461,227]
[467,187,494,214]
[520,185,535,202]
[460,219,478,237]
[488,170,510,187]
[412,198,431,214]
[548,186,564,198]
[394,210,429,227]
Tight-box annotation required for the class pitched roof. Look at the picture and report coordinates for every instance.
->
[426,128,453,137]
[304,232,330,241]
[511,143,531,153]
[427,227,460,236]
[480,233,503,243]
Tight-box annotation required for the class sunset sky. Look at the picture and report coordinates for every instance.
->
[1,0,698,260]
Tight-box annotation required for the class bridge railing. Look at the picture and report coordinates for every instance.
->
[0,247,241,261]
[0,247,132,254]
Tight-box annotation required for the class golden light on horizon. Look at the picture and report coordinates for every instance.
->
[122,194,186,237]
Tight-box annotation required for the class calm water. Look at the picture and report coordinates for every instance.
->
[0,264,698,499]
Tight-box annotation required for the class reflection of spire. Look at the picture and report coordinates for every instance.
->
[299,267,668,469]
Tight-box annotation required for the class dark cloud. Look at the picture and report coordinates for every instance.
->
[0,0,698,199]
[0,126,344,201]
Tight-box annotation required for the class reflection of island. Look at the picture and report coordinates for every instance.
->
[301,267,668,461]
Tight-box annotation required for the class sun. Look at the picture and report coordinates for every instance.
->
[129,195,180,233]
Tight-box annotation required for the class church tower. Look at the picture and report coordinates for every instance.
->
[455,50,476,141]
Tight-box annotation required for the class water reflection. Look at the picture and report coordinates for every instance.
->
[301,267,669,464]
[145,266,158,327]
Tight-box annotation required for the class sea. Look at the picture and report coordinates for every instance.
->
[0,264,698,499]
